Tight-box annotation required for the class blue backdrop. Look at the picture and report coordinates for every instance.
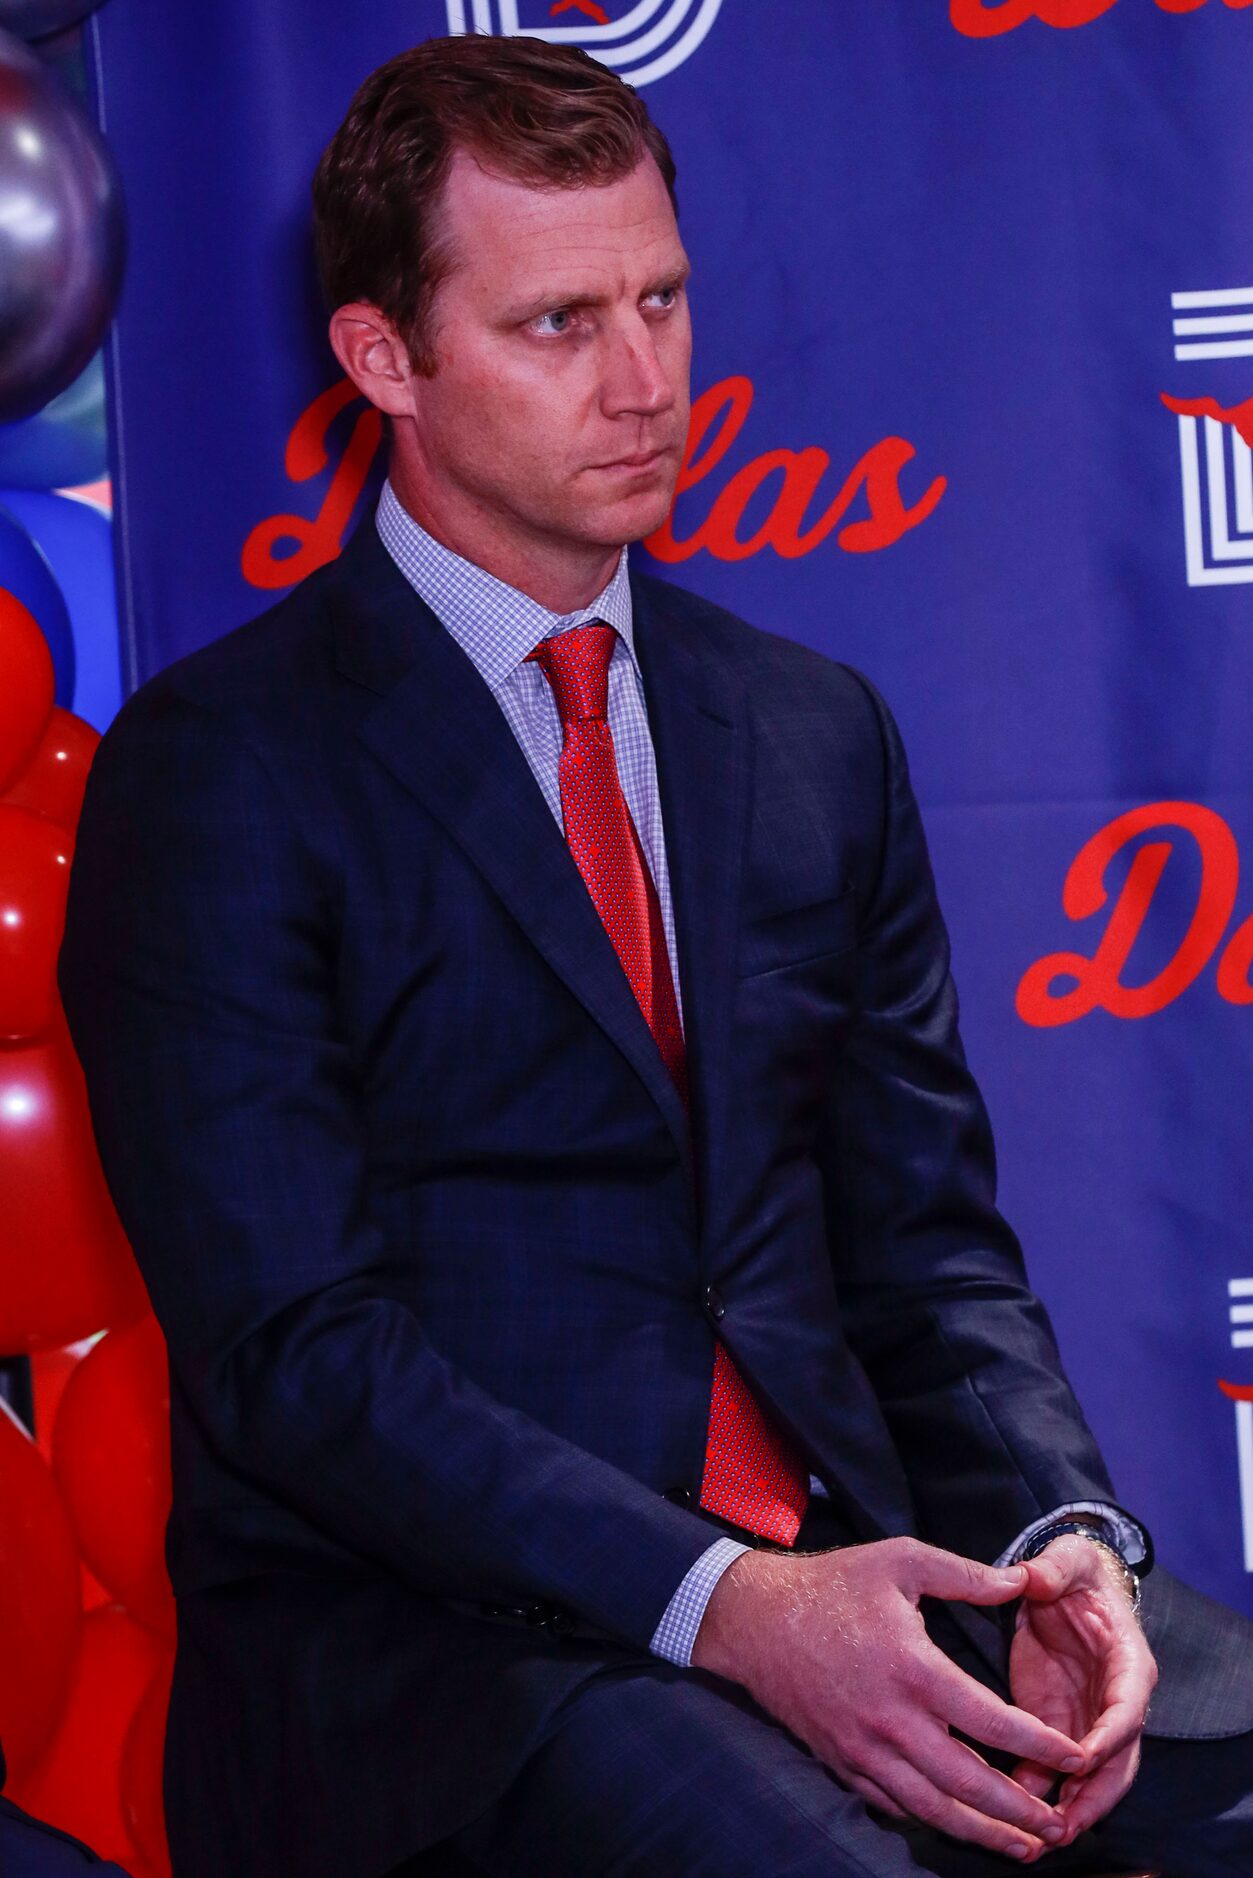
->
[89,0,1253,1616]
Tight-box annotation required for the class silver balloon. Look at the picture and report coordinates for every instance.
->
[0,3,102,43]
[0,27,124,424]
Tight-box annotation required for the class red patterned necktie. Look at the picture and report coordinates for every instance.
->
[528,622,809,1547]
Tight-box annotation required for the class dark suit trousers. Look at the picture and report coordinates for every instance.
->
[420,1500,1253,1878]
[0,1796,134,1877]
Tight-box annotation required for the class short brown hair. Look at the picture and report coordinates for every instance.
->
[312,34,678,375]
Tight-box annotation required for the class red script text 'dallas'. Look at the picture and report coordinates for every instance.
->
[952,0,1251,38]
[240,377,946,593]
[1017,801,1253,1027]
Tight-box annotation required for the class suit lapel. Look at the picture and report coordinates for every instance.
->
[332,522,691,1169]
[631,575,748,1243]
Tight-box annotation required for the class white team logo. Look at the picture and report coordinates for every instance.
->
[1163,286,1253,587]
[445,0,723,88]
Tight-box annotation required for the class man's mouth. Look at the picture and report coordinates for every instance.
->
[596,444,676,471]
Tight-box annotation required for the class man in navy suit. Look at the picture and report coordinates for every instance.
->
[59,32,1253,1878]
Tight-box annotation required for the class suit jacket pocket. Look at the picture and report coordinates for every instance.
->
[738,886,856,979]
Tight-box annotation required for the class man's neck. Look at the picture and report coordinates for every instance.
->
[386,468,623,614]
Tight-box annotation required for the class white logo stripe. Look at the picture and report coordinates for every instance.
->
[613,0,721,86]
[1173,287,1253,309]
[1174,339,1253,362]
[1235,435,1253,535]
[579,0,702,67]
[1236,1400,1253,1573]
[1228,1279,1253,1297]
[1174,314,1253,337]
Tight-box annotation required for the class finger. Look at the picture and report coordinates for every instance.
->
[1011,1759,1061,1802]
[1057,1739,1140,1839]
[879,1756,1048,1863]
[908,1543,1030,1608]
[1092,1636,1157,1715]
[931,1655,1087,1773]
[1075,1657,1153,1771]
[1077,1699,1144,1774]
[848,1772,909,1821]
[899,1725,1067,1845]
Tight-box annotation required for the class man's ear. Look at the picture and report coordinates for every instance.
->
[328,303,415,417]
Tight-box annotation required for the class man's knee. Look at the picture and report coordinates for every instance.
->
[1096,1729,1253,1875]
[450,1660,920,1877]
[0,1796,133,1877]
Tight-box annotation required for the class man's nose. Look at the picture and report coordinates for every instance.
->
[600,320,675,417]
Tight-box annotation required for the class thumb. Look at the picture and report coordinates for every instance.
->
[1018,1552,1074,1602]
[910,1545,1029,1607]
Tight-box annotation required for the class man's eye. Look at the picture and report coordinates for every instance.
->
[531,308,574,336]
[645,286,679,311]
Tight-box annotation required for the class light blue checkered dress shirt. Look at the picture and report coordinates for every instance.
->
[375,480,747,1664]
[376,479,684,1016]
[374,482,1146,1663]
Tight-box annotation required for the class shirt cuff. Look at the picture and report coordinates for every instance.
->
[649,1536,752,1667]
[995,1501,1149,1573]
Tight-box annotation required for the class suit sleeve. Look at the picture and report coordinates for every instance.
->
[57,686,715,1646]
[819,669,1146,1565]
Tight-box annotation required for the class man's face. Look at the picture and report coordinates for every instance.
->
[398,147,692,573]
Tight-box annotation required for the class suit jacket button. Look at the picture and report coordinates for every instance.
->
[664,1485,693,1507]
[704,1284,726,1321]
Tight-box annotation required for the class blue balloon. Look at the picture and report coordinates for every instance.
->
[0,488,119,729]
[0,503,74,707]
[0,353,106,491]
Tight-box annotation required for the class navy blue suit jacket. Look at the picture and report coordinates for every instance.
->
[58,517,1252,1878]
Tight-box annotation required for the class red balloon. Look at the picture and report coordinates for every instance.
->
[121,1653,173,1878]
[0,588,54,795]
[0,1028,149,1350]
[28,1335,98,1468]
[2,707,99,830]
[0,804,74,1040]
[9,1605,171,1872]
[53,1315,174,1637]
[29,1338,130,1613]
[0,1397,82,1783]
[29,1339,81,1468]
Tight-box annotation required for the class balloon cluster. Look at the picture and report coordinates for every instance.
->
[0,2,124,734]
[0,22,159,1863]
[0,597,173,1877]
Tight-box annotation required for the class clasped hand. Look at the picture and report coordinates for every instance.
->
[691,1533,1156,1862]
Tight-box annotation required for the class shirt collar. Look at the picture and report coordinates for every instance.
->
[375,478,636,696]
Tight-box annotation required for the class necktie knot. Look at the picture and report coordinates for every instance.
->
[527,622,617,725]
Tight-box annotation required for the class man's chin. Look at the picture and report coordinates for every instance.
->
[590,486,680,549]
